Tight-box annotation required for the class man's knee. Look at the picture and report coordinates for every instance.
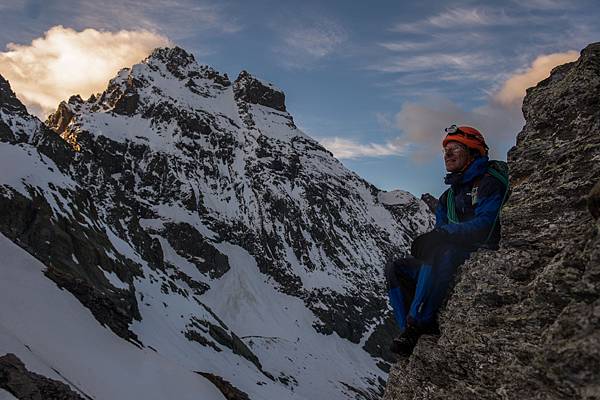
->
[385,257,420,287]
[433,245,470,267]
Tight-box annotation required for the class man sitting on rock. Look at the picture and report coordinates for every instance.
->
[385,125,508,356]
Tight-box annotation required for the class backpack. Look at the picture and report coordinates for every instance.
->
[446,160,510,243]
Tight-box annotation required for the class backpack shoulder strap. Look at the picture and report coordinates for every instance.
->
[482,164,511,244]
[487,167,509,188]
[446,187,459,224]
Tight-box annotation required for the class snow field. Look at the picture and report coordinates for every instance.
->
[0,232,226,400]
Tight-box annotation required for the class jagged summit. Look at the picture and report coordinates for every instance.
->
[47,46,306,150]
[144,46,288,112]
[0,75,47,144]
[146,46,231,86]
[0,75,28,116]
[148,46,198,69]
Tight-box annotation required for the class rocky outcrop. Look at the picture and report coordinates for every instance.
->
[589,180,600,219]
[234,70,286,112]
[0,76,28,116]
[420,193,438,214]
[46,97,77,135]
[0,353,86,400]
[384,43,600,399]
[0,76,43,144]
[196,372,251,400]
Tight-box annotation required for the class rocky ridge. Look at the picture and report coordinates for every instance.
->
[0,353,85,400]
[0,46,433,399]
[384,43,600,399]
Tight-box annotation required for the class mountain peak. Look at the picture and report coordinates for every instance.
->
[144,46,230,86]
[0,75,28,116]
[0,73,45,144]
[148,46,197,69]
[234,70,286,112]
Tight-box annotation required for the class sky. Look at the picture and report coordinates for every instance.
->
[0,0,598,197]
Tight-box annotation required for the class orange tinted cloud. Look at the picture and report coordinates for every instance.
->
[494,50,579,107]
[0,25,170,118]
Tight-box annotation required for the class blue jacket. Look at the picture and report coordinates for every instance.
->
[435,156,506,249]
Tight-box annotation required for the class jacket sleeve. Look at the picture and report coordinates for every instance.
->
[438,176,505,244]
[435,190,448,227]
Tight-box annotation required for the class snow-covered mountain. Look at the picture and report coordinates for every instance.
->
[0,47,433,400]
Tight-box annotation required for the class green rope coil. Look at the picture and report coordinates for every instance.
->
[447,187,460,224]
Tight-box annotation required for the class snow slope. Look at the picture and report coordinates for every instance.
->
[0,232,225,400]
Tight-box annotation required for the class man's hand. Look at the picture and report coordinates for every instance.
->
[410,228,449,263]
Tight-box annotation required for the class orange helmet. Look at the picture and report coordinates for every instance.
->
[442,125,488,156]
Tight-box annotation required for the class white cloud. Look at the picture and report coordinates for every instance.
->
[72,0,241,37]
[494,50,579,106]
[368,52,491,74]
[513,0,575,10]
[318,137,406,159]
[428,8,505,28]
[379,32,489,53]
[284,26,345,57]
[377,6,582,93]
[378,41,431,52]
[275,18,346,68]
[184,3,242,34]
[392,7,517,33]
[0,25,170,117]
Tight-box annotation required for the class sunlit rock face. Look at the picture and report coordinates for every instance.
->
[384,42,600,400]
[0,46,433,400]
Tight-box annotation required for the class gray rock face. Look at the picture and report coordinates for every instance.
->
[420,193,438,214]
[0,353,86,400]
[589,180,600,220]
[0,76,44,144]
[234,70,286,112]
[195,372,251,400]
[384,43,600,399]
[0,76,28,116]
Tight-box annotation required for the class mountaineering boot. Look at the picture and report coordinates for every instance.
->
[389,326,420,356]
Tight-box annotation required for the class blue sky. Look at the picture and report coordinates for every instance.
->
[0,0,598,197]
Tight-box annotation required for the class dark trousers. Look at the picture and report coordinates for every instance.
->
[384,244,470,331]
